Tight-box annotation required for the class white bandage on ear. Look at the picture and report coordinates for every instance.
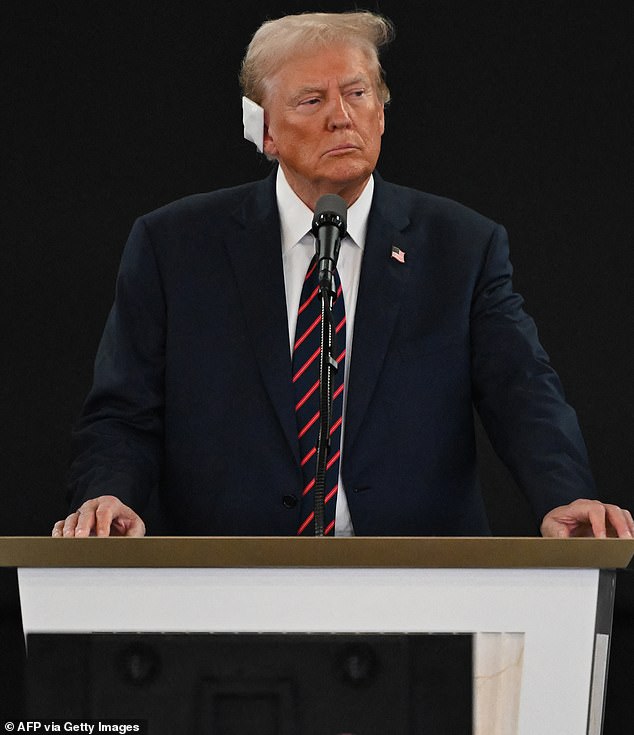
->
[242,96,264,153]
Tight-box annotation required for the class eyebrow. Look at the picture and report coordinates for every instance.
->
[289,75,371,104]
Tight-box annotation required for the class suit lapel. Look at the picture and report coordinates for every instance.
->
[344,175,413,457]
[224,173,301,465]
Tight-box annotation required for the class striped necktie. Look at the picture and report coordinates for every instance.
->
[292,255,346,536]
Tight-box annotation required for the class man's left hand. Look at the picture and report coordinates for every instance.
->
[541,498,634,538]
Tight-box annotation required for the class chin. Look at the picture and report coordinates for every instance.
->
[321,161,373,187]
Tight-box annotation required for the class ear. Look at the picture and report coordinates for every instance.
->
[263,116,279,158]
[378,104,385,136]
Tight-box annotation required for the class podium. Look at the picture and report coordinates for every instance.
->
[1,536,633,734]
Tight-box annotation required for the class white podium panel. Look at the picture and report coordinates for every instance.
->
[18,565,604,735]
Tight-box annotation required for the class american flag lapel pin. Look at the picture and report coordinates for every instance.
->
[391,245,406,263]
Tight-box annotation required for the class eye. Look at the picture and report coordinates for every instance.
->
[299,97,321,106]
[347,88,367,101]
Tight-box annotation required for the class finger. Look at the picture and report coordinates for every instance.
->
[545,524,569,539]
[540,516,569,538]
[117,514,146,537]
[51,520,65,537]
[553,522,571,539]
[62,511,81,537]
[586,502,608,539]
[73,504,100,537]
[109,508,146,537]
[94,503,115,537]
[603,505,634,539]
[128,516,146,537]
[626,510,634,536]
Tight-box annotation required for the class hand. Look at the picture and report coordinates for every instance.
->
[51,495,146,537]
[541,498,634,539]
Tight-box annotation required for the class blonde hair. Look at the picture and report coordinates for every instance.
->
[239,11,394,106]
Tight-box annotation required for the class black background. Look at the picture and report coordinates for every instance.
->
[2,1,633,727]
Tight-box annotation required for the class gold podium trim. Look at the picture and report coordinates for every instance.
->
[0,536,632,568]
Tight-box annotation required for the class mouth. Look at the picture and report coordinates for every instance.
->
[324,143,359,156]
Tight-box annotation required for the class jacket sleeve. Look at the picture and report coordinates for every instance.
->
[67,217,166,512]
[470,224,596,522]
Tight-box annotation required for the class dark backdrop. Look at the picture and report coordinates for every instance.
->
[2,0,633,727]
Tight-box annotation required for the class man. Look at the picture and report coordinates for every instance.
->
[53,11,632,539]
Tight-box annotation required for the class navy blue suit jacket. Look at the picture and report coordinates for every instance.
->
[68,171,596,535]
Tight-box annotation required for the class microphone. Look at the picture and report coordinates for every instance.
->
[312,194,347,294]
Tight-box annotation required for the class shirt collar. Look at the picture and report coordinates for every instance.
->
[276,167,374,255]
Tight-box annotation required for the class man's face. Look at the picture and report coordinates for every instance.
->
[262,43,385,209]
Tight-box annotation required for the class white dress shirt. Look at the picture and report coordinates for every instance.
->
[276,167,374,536]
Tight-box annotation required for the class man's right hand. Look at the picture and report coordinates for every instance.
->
[51,495,146,537]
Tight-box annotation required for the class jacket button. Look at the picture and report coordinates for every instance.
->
[282,494,298,508]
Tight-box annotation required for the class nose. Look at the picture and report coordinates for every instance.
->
[326,94,352,130]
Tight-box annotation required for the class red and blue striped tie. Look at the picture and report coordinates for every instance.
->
[292,256,346,536]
